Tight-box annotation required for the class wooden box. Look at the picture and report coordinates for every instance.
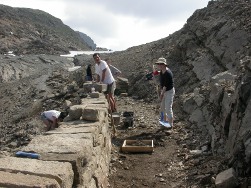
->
[121,140,154,153]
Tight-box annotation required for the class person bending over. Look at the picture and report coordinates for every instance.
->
[40,110,68,131]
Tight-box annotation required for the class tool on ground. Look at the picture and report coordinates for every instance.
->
[15,151,40,159]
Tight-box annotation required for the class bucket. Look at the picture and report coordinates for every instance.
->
[123,111,134,117]
[112,112,121,126]
[123,117,134,128]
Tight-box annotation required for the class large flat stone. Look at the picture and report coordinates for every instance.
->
[81,95,107,105]
[0,157,73,188]
[0,171,60,188]
[22,133,93,154]
[83,83,107,93]
[86,103,108,109]
[21,128,99,187]
[48,121,100,135]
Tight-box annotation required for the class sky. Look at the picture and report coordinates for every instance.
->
[1,0,210,51]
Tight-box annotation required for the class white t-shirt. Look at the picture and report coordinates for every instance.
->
[95,60,115,84]
[43,110,61,121]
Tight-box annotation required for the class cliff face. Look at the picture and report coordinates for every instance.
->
[180,0,251,172]
[103,0,251,176]
[0,4,92,55]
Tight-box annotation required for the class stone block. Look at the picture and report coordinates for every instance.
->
[94,83,107,93]
[0,157,73,188]
[81,94,107,105]
[90,92,100,98]
[83,83,107,93]
[215,168,238,188]
[0,171,60,188]
[63,100,72,110]
[22,121,109,187]
[112,112,121,126]
[82,107,106,121]
[22,134,93,154]
[83,82,94,93]
[69,105,86,120]
[87,103,108,109]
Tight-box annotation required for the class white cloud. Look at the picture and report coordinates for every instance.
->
[1,0,209,51]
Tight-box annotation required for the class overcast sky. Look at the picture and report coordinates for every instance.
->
[1,0,209,51]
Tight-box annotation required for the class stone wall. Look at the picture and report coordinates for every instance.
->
[0,87,111,188]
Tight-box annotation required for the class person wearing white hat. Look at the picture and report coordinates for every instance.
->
[155,57,175,127]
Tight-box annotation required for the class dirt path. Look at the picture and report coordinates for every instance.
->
[108,96,191,188]
[108,95,224,188]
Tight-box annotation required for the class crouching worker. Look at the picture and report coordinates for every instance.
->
[40,110,68,131]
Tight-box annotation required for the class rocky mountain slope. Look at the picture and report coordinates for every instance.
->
[76,31,97,50]
[100,0,251,180]
[0,4,92,55]
[0,0,250,186]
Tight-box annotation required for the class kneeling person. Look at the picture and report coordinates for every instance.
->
[40,110,67,131]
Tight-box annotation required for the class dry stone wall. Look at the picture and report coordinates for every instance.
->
[0,84,111,188]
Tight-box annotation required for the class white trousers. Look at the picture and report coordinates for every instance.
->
[160,88,175,120]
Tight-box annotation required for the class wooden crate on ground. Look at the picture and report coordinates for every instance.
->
[121,140,154,153]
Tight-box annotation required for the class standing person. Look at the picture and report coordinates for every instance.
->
[86,64,93,81]
[155,57,175,127]
[40,110,68,131]
[93,53,116,112]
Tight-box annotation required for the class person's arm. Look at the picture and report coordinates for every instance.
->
[160,86,166,99]
[159,73,165,100]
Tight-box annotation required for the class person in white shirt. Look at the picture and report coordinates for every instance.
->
[93,53,116,112]
[40,110,67,131]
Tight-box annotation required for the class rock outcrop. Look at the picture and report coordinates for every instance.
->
[97,0,251,178]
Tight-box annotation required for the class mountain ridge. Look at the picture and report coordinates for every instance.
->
[0,4,94,55]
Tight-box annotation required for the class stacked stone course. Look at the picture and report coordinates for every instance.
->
[0,83,111,188]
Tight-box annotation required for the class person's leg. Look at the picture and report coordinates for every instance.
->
[108,93,116,112]
[50,123,56,130]
[164,88,175,126]
[105,83,115,112]
[41,113,52,131]
[42,119,52,131]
